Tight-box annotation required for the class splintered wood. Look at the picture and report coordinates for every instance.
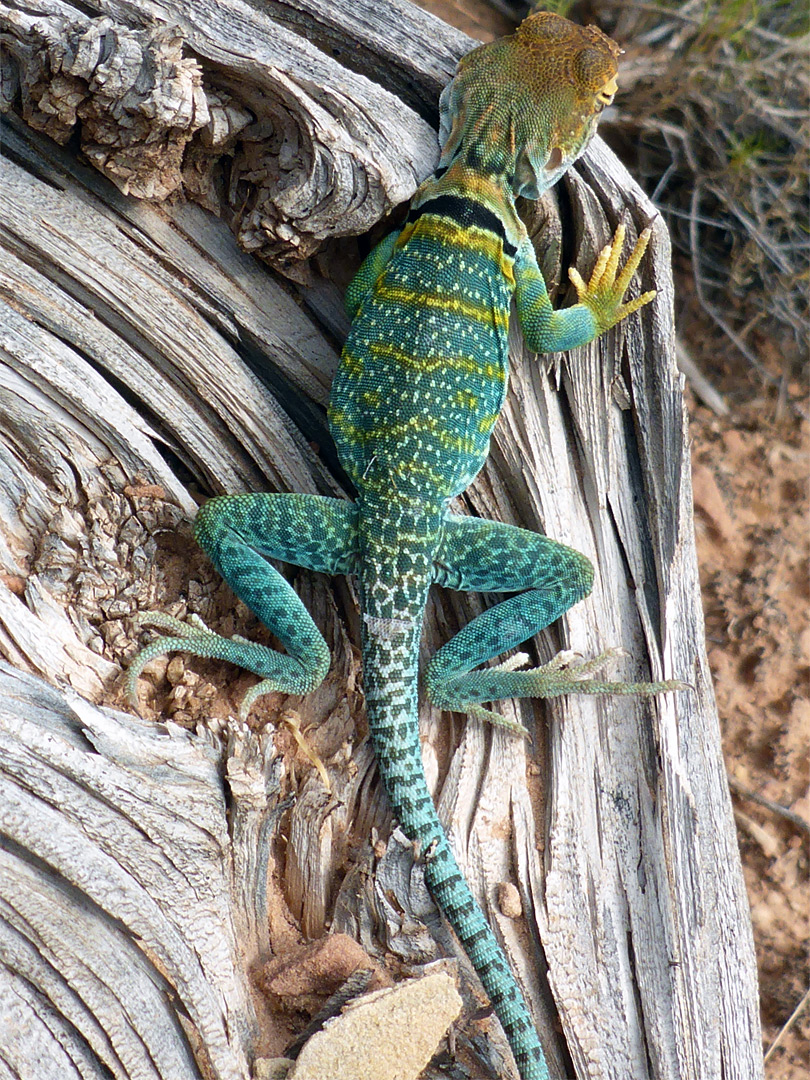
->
[0,2,763,1079]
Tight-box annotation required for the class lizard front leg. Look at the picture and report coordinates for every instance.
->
[514,223,656,354]
[127,493,358,717]
[429,515,682,731]
[344,228,402,320]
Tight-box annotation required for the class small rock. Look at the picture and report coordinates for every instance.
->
[288,969,462,1080]
[256,934,391,1015]
[497,881,523,919]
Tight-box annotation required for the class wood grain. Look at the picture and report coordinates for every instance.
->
[0,2,763,1078]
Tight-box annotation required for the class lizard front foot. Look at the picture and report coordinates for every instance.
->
[568,222,657,333]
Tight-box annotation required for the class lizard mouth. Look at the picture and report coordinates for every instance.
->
[595,75,619,111]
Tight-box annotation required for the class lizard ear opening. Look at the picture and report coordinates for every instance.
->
[546,147,564,171]
[438,78,470,167]
[514,144,565,199]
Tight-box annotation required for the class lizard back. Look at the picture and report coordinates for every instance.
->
[329,168,521,502]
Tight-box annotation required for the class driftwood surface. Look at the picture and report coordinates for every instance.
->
[0,2,763,1079]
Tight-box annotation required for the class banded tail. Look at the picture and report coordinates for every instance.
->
[358,497,549,1080]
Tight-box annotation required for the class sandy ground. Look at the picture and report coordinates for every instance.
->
[690,373,808,1078]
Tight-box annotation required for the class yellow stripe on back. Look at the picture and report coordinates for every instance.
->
[373,280,510,331]
[369,341,505,381]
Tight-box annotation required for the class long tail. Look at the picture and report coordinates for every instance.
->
[359,508,549,1080]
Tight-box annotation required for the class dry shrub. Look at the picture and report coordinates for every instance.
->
[592,0,808,372]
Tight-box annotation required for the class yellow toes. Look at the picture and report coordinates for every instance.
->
[566,220,656,332]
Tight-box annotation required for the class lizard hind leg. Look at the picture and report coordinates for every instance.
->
[126,493,359,719]
[428,515,683,730]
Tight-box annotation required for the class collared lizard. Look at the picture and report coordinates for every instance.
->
[128,13,682,1079]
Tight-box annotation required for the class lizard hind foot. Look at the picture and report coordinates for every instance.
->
[125,610,305,719]
[238,677,280,721]
[125,610,222,710]
[430,646,687,733]
[506,646,689,699]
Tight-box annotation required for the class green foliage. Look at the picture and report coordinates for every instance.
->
[532,1,577,20]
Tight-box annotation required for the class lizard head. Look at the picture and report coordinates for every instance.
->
[438,12,622,198]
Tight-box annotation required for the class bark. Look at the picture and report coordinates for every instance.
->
[0,2,762,1078]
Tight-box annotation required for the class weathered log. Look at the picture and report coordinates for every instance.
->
[0,2,763,1078]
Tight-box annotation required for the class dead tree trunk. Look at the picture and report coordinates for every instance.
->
[0,2,762,1078]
